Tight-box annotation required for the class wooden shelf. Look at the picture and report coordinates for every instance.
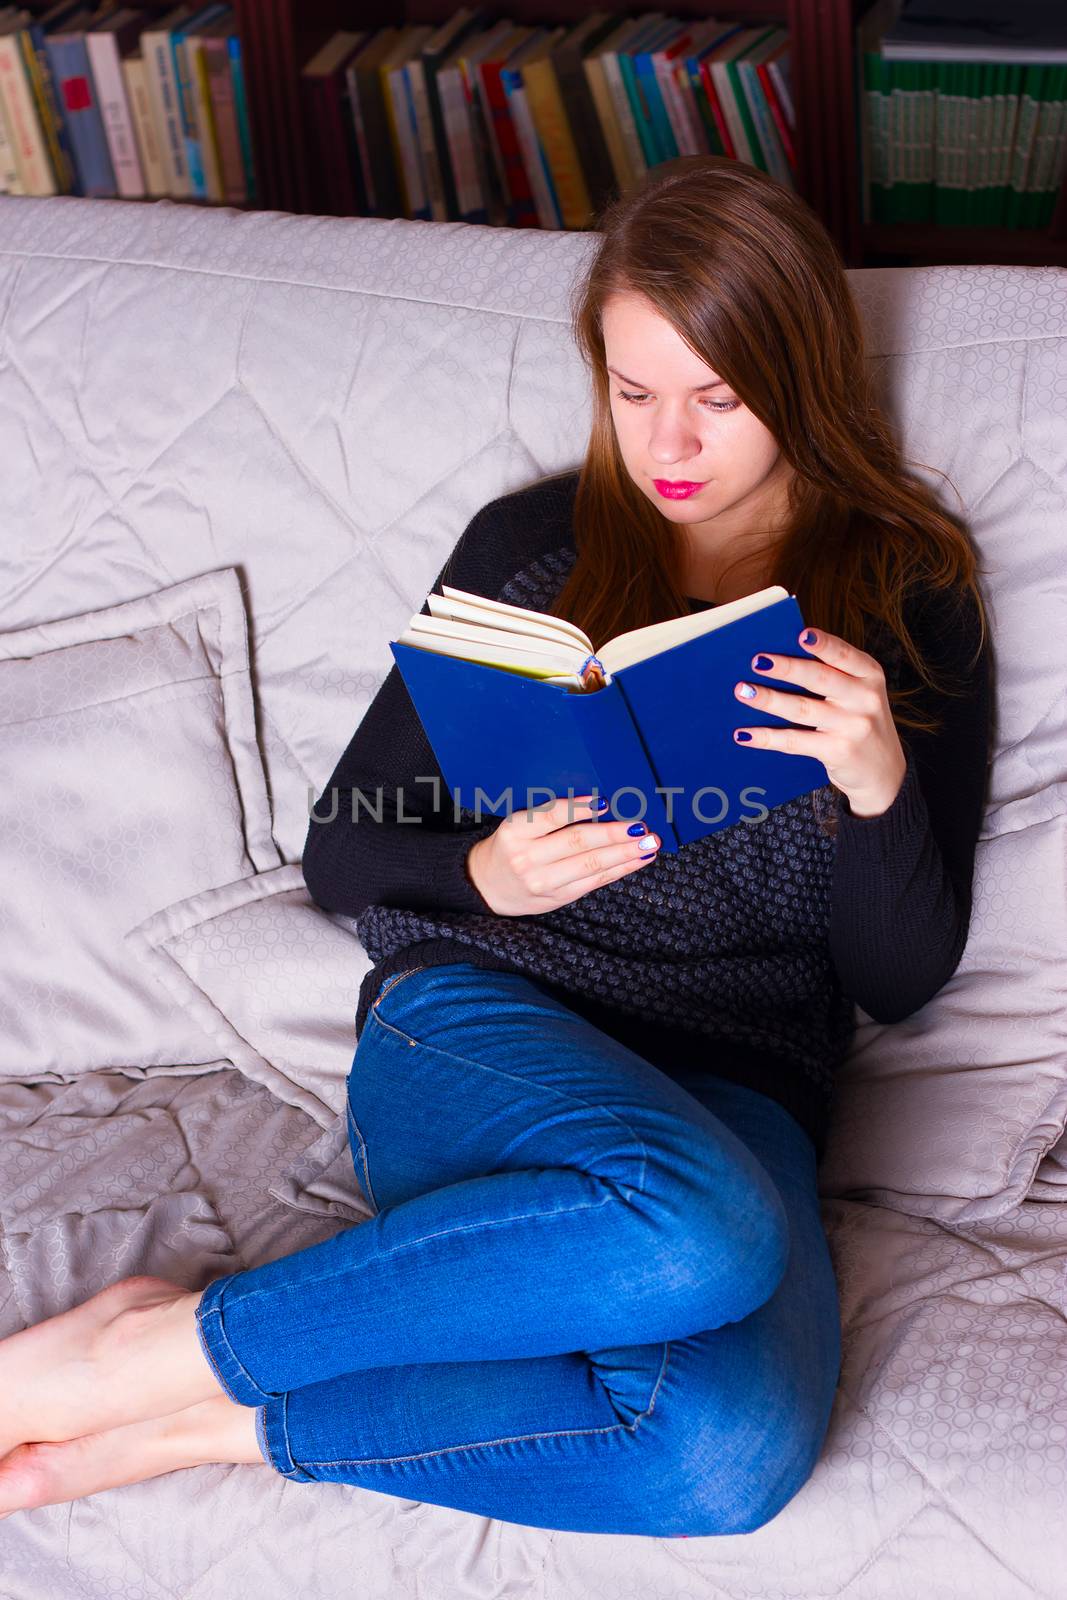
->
[862,223,1067,268]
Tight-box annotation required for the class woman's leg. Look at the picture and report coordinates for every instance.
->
[191,964,840,1536]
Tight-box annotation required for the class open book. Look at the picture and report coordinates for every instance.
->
[397,583,795,691]
[389,583,830,852]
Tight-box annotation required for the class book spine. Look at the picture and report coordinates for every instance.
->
[41,35,114,197]
[228,34,257,205]
[502,68,560,229]
[601,44,648,180]
[142,28,189,196]
[0,34,56,194]
[172,34,205,199]
[85,33,144,198]
[124,55,168,197]
[21,25,74,193]
[204,37,246,204]
[189,37,224,202]
[0,73,20,191]
[521,53,593,229]
[567,680,678,850]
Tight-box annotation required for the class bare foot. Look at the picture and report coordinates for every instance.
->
[0,1275,223,1459]
[0,1391,267,1519]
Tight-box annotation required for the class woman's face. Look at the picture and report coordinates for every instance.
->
[602,291,793,549]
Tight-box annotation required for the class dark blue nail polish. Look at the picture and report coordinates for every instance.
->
[801,630,817,645]
[627,822,648,836]
[594,796,609,810]
[753,654,773,671]
[735,730,752,743]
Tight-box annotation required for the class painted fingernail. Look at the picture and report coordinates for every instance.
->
[627,822,648,836]
[594,796,610,810]
[639,834,660,852]
[735,730,753,742]
[801,630,817,645]
[753,655,773,671]
[736,682,757,700]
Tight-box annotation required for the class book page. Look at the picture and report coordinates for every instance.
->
[598,585,790,676]
[399,615,586,676]
[430,589,593,652]
[438,585,593,651]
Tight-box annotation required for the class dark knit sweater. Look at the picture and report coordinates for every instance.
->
[301,470,992,1160]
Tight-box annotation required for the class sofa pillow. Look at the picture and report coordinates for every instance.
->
[125,864,370,1127]
[0,567,280,1079]
[820,806,1067,1224]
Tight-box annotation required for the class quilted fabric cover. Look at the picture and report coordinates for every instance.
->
[0,194,1066,1596]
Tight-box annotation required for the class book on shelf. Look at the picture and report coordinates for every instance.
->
[857,0,1067,229]
[388,582,830,854]
[0,0,255,202]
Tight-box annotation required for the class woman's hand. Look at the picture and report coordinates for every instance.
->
[732,628,908,819]
[467,795,662,916]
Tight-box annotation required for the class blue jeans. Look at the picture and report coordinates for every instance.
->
[195,962,842,1538]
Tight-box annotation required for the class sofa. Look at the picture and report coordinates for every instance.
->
[0,192,1066,1598]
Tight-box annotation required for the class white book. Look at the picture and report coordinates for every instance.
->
[142,23,190,197]
[0,33,55,195]
[123,54,168,196]
[86,30,145,198]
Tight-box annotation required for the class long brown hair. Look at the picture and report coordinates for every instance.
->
[543,155,988,743]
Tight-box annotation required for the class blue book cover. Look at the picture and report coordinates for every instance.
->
[43,32,116,197]
[617,19,678,169]
[633,24,686,165]
[390,592,831,854]
[228,33,256,205]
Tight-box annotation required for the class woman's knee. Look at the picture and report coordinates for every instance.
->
[631,1371,832,1537]
[632,1123,792,1336]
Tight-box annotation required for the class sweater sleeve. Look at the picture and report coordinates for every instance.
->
[827,582,992,1024]
[300,482,575,920]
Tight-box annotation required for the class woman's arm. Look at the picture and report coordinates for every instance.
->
[300,481,577,919]
[828,584,992,1023]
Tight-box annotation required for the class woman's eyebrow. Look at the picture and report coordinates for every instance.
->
[606,366,729,391]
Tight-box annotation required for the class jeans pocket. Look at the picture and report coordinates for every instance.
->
[369,964,428,1029]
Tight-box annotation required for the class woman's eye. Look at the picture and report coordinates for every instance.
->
[615,389,740,414]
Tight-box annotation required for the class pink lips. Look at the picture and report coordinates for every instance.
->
[653,479,704,500]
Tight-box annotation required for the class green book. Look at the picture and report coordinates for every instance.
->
[1004,61,1046,229]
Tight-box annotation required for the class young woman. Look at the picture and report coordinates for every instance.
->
[0,157,991,1537]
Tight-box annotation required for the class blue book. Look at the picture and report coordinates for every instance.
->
[389,583,830,853]
[43,28,116,197]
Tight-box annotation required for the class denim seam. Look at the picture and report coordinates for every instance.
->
[287,1340,673,1473]
[198,1301,272,1402]
[213,1189,616,1309]
[369,966,426,1012]
[194,1303,243,1403]
[367,992,649,1199]
[346,1099,380,1214]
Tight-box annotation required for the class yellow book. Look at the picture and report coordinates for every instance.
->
[522,39,594,230]
[188,34,223,202]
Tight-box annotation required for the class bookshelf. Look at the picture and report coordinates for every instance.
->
[18,1,1067,268]
[232,0,1067,268]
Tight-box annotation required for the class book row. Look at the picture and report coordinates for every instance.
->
[0,2,257,203]
[290,8,796,229]
[857,0,1067,229]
